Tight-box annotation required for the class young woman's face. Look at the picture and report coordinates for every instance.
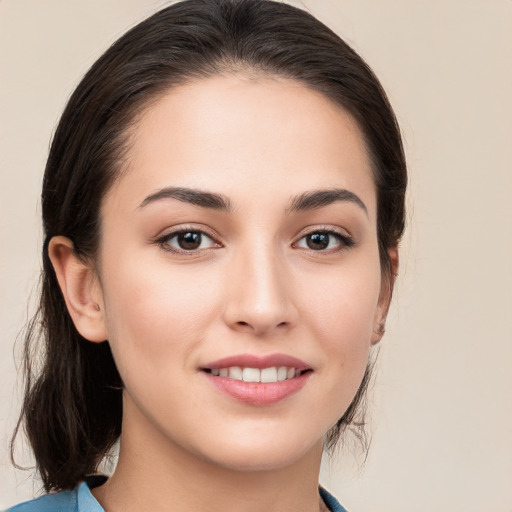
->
[95,75,388,471]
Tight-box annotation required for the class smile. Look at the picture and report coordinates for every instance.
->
[201,354,313,405]
[206,366,304,383]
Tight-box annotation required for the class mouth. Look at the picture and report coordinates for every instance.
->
[203,366,310,383]
[200,354,313,405]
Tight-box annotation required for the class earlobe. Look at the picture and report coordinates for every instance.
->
[371,247,399,345]
[48,236,108,343]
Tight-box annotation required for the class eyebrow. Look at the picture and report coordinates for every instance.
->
[138,185,367,216]
[287,188,368,216]
[139,187,231,211]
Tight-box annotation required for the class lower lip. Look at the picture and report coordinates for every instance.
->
[203,371,311,405]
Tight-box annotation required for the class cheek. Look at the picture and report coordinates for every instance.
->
[298,258,382,346]
[295,254,381,405]
[99,255,222,376]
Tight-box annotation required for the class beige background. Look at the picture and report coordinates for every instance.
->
[1,0,511,510]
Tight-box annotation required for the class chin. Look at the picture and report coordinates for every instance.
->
[196,431,323,472]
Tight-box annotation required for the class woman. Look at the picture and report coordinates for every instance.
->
[9,1,406,511]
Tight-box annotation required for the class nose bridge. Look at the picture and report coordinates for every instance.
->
[223,235,296,335]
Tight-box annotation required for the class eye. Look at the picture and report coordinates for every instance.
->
[157,229,220,253]
[294,230,354,251]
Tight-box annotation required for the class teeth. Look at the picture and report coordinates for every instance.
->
[277,366,288,381]
[260,367,277,383]
[228,367,243,380]
[209,366,302,383]
[242,367,260,382]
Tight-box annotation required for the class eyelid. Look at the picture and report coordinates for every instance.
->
[292,226,356,251]
[153,224,222,254]
[152,224,355,254]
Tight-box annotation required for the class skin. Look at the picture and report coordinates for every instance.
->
[50,75,396,512]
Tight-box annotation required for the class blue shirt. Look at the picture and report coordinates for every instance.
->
[6,477,348,512]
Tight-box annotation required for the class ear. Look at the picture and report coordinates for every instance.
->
[371,247,399,345]
[48,236,108,343]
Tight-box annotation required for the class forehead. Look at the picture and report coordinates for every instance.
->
[105,74,376,218]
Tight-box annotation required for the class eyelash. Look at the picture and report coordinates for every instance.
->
[154,227,355,255]
[155,226,221,254]
[293,228,355,253]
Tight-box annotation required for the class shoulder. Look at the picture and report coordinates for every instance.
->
[319,486,350,512]
[5,478,106,512]
[4,489,78,512]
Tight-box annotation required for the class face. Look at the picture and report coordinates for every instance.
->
[94,75,388,471]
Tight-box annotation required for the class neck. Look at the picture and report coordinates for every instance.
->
[93,398,326,512]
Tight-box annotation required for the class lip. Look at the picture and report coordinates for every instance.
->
[202,353,311,371]
[200,353,312,406]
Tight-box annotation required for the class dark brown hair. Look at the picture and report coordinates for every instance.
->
[12,0,407,492]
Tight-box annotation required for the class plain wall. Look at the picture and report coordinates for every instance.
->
[1,1,511,510]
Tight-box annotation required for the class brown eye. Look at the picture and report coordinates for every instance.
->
[158,229,219,253]
[295,230,354,252]
[177,231,202,250]
[306,232,330,250]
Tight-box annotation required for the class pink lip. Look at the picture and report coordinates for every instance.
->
[200,353,312,406]
[202,353,311,371]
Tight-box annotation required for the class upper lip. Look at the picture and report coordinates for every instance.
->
[201,353,311,371]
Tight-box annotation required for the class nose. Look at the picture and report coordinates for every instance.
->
[222,242,298,337]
